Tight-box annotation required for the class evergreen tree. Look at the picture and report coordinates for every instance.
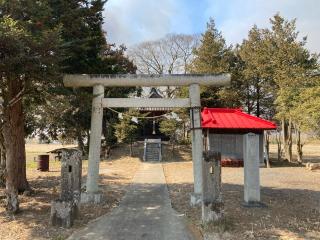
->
[27,0,137,155]
[238,14,318,162]
[159,118,182,154]
[239,26,276,117]
[190,18,242,108]
[0,0,61,212]
[267,14,318,162]
[114,110,140,157]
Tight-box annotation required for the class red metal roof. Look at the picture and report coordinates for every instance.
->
[201,108,277,130]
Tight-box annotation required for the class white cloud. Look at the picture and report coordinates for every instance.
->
[103,0,179,46]
[207,0,320,53]
[103,0,320,53]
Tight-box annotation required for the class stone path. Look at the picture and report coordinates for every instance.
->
[68,162,196,240]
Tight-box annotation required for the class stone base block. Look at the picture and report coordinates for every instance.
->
[81,191,103,204]
[50,200,78,228]
[202,201,224,223]
[190,193,202,206]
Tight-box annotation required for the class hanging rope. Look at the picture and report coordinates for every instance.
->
[105,107,179,120]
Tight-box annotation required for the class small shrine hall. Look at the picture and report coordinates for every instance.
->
[201,108,277,167]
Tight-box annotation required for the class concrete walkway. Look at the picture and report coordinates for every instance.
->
[68,163,196,240]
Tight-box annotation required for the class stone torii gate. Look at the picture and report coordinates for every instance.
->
[63,74,230,205]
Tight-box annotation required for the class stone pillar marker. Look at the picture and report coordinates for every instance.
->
[50,149,82,228]
[202,151,223,223]
[60,149,82,203]
[82,84,104,203]
[243,133,261,206]
[189,83,203,206]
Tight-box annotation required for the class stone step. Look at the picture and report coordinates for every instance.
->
[146,152,159,155]
[146,155,159,157]
[146,149,159,152]
[144,140,161,162]
[146,158,160,161]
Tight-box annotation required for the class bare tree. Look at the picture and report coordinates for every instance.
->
[128,33,200,97]
[128,33,199,75]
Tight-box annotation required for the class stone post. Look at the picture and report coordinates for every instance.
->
[243,133,261,206]
[60,149,82,204]
[50,149,82,228]
[189,84,203,206]
[82,84,104,203]
[202,151,223,223]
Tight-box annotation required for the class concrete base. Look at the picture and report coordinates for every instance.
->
[50,199,78,228]
[242,201,267,208]
[190,193,202,206]
[81,192,103,204]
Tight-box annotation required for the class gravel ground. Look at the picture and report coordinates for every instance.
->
[162,145,320,240]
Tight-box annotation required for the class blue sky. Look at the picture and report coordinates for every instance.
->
[103,0,320,53]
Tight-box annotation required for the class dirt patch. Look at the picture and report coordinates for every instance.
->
[0,143,142,240]
[163,144,320,240]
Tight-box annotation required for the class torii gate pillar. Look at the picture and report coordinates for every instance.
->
[81,85,105,203]
[189,84,203,206]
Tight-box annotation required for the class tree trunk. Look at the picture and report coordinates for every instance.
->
[86,129,90,153]
[256,84,260,117]
[276,131,282,162]
[296,128,303,164]
[3,80,29,195]
[282,119,293,162]
[287,119,293,162]
[264,131,270,168]
[129,139,133,157]
[76,130,85,156]
[282,119,287,160]
[0,131,6,188]
[171,137,175,156]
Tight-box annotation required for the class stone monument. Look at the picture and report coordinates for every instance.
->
[202,151,224,223]
[50,149,82,228]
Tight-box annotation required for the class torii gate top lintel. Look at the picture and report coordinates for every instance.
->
[63,73,231,87]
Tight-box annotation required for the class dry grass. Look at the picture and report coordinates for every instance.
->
[0,142,319,239]
[162,143,320,240]
[270,143,320,163]
[0,143,142,240]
